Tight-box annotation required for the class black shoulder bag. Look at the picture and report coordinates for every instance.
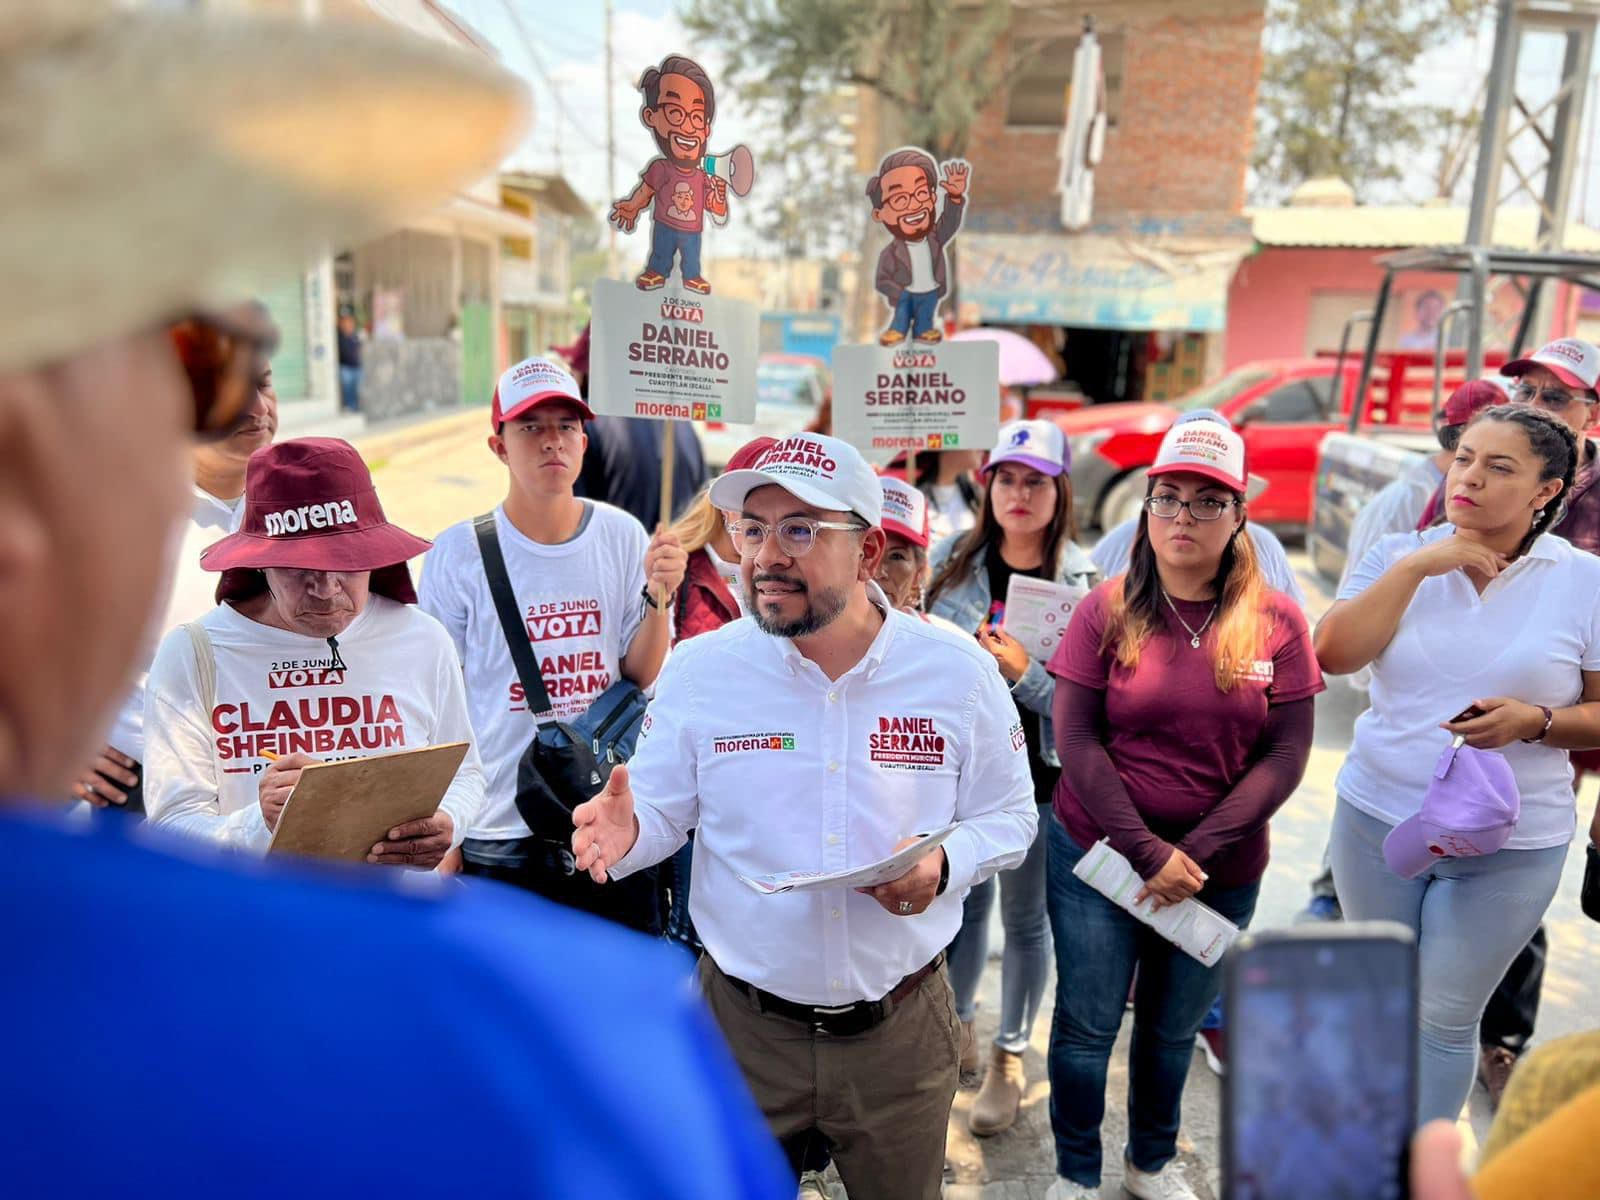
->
[473,513,659,933]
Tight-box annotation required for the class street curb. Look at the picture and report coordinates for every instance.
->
[354,408,485,465]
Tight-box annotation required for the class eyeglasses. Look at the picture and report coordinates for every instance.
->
[1512,382,1590,410]
[659,103,707,132]
[168,309,279,441]
[1145,495,1237,522]
[727,517,866,558]
[883,186,933,212]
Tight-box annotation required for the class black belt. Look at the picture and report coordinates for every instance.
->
[721,952,944,1038]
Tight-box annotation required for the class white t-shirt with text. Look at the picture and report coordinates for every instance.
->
[419,502,648,841]
[143,597,485,853]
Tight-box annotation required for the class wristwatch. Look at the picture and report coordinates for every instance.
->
[935,852,951,896]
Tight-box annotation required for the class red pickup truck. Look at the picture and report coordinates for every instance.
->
[1038,351,1501,533]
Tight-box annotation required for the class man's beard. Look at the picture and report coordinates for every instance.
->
[746,574,848,638]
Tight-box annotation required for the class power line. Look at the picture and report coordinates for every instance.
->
[491,0,609,154]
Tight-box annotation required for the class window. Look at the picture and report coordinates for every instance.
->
[1256,380,1327,423]
[1005,32,1123,129]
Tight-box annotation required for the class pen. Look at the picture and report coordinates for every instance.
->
[260,750,279,763]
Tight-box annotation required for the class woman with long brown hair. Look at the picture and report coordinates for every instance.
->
[1042,412,1322,1200]
[925,419,1098,1137]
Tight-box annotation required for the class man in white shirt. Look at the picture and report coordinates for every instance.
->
[420,354,686,930]
[573,432,1037,1200]
[71,311,280,815]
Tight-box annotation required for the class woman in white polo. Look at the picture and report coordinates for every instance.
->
[144,437,484,866]
[1315,404,1600,1124]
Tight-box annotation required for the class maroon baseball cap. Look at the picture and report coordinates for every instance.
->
[724,436,778,474]
[1441,379,1508,428]
[201,438,432,603]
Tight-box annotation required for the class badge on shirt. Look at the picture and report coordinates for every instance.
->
[869,715,948,771]
[712,731,797,755]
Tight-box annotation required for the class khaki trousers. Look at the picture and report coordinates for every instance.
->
[699,956,960,1200]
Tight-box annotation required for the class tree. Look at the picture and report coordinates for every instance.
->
[1254,0,1484,202]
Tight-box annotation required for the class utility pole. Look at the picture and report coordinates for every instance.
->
[605,0,619,281]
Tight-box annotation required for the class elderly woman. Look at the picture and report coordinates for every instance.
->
[144,437,484,867]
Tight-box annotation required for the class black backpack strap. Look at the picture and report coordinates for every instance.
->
[473,512,554,726]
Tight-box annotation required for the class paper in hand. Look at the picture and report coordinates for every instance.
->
[737,824,958,895]
[1071,838,1238,966]
[1002,575,1087,661]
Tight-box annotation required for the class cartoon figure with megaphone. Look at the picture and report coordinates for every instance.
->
[609,53,756,295]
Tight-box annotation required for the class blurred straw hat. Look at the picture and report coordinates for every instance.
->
[0,1,529,373]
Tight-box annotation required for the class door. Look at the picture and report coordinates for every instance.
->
[1237,374,1340,527]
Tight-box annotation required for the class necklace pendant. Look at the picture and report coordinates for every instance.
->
[1190,634,1201,649]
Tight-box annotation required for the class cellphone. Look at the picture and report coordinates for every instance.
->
[1450,705,1485,723]
[1222,923,1417,1200]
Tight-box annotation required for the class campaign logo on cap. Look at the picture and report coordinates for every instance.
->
[1502,338,1600,394]
[491,355,594,426]
[983,419,1068,477]
[1147,409,1249,494]
[709,433,883,526]
[1382,739,1521,879]
[879,476,929,547]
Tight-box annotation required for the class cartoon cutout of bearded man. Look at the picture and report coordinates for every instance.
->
[867,149,971,346]
[609,54,728,295]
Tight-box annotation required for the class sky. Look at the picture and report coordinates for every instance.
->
[450,0,1600,236]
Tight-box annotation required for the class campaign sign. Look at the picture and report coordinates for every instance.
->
[589,277,759,424]
[831,339,1000,460]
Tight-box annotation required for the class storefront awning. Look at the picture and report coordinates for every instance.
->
[961,232,1251,333]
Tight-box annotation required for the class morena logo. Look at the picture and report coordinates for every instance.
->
[1547,340,1587,365]
[263,500,359,537]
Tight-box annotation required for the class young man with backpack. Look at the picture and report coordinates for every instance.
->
[420,355,686,931]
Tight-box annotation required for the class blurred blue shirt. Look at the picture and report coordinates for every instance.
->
[0,810,789,1199]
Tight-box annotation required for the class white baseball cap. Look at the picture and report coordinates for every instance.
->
[1501,338,1600,394]
[491,355,593,426]
[982,419,1068,476]
[879,476,930,547]
[1147,409,1250,495]
[710,433,884,526]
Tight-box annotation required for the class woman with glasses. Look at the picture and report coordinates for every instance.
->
[923,419,1098,1137]
[1041,412,1322,1200]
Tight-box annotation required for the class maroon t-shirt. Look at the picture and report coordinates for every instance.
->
[1047,583,1324,886]
[644,159,708,232]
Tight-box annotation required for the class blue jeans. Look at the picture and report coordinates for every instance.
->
[890,289,940,337]
[1328,798,1566,1124]
[1045,816,1260,1186]
[645,224,702,282]
[664,837,700,953]
[338,364,361,413]
[948,802,1052,1054]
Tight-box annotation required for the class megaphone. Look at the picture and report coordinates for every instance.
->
[702,144,756,197]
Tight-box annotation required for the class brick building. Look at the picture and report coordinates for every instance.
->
[860,0,1267,405]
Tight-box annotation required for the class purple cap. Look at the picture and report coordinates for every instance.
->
[1382,740,1520,879]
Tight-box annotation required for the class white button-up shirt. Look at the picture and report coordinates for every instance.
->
[612,590,1037,1006]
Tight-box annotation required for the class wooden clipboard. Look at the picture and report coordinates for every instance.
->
[267,741,470,863]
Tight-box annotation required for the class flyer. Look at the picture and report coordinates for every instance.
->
[1072,839,1239,967]
[589,277,759,424]
[736,824,958,895]
[1002,575,1089,661]
[830,339,1000,459]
